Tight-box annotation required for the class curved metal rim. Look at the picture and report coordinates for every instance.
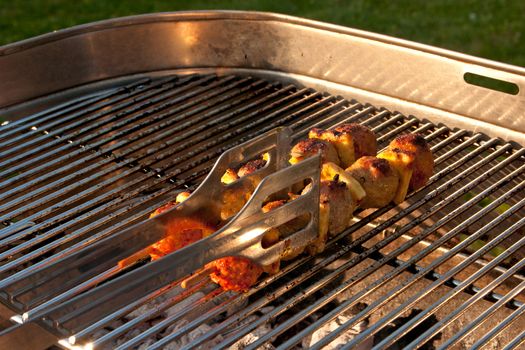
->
[1,10,524,75]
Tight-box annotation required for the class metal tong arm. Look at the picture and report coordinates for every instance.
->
[0,126,291,297]
[38,153,321,335]
[38,153,319,330]
[0,126,292,342]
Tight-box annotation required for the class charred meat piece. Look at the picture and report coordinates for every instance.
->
[220,157,268,220]
[118,196,215,268]
[206,256,263,292]
[238,158,267,177]
[346,156,399,208]
[263,199,309,261]
[148,199,216,261]
[334,123,377,159]
[378,134,433,203]
[290,138,340,165]
[320,179,356,238]
[389,133,434,190]
[302,176,356,255]
[321,162,366,205]
[221,154,269,184]
[309,128,355,168]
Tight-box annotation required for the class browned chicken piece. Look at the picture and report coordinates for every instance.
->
[388,134,434,190]
[334,123,377,159]
[346,156,400,208]
[260,200,284,274]
[321,180,356,237]
[207,256,263,292]
[175,191,191,203]
[221,168,239,184]
[309,128,355,168]
[289,138,340,165]
[378,134,433,203]
[321,162,366,205]
[300,182,328,255]
[302,176,356,254]
[238,158,267,177]
[118,196,215,268]
[220,158,268,220]
[221,155,268,185]
[262,199,309,261]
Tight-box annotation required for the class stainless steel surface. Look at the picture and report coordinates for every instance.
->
[0,73,523,349]
[0,10,524,350]
[0,12,524,144]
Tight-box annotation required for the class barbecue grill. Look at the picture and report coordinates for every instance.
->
[0,11,524,350]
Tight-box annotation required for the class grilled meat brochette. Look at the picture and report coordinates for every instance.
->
[123,126,432,292]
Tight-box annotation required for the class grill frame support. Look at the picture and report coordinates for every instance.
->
[0,12,524,347]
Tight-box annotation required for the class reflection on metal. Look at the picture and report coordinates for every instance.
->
[0,11,524,143]
[0,12,524,348]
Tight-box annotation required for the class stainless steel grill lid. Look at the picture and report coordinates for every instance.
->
[0,11,524,350]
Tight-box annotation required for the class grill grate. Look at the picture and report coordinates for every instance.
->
[0,73,524,349]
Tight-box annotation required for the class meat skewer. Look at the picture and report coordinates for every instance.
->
[121,123,433,292]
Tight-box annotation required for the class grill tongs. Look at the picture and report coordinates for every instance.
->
[2,126,321,339]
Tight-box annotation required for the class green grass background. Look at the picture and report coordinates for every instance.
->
[0,0,524,67]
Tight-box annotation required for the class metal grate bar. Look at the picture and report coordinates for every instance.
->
[342,214,525,350]
[293,100,374,137]
[0,76,178,168]
[375,116,420,142]
[0,75,222,203]
[436,271,525,349]
[0,75,242,217]
[0,78,149,141]
[262,145,522,349]
[369,113,404,134]
[501,329,525,350]
[290,103,374,139]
